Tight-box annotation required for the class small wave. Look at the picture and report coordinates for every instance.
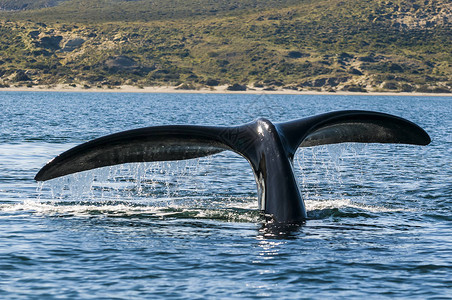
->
[422,214,452,222]
[305,198,417,220]
[1,195,418,224]
[0,198,261,223]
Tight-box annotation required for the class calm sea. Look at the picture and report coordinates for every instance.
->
[1,91,451,299]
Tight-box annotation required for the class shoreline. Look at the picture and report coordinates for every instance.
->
[1,84,451,97]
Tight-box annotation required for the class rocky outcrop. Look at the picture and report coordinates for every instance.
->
[227,83,247,91]
[61,38,85,52]
[205,78,220,86]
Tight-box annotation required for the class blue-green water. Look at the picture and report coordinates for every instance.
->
[1,91,451,299]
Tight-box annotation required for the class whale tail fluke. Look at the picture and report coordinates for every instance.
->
[277,110,431,157]
[35,110,430,182]
[34,125,231,181]
[34,110,430,223]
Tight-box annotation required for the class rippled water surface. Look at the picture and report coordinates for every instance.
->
[1,92,451,299]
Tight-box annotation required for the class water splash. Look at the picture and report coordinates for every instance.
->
[25,155,259,222]
[295,143,375,200]
[23,142,416,223]
[38,159,210,201]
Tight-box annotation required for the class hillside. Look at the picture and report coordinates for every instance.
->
[0,0,450,93]
[1,0,305,21]
[0,0,67,11]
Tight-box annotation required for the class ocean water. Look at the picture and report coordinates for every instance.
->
[0,91,451,299]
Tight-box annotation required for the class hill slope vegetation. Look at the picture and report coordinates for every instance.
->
[0,0,450,92]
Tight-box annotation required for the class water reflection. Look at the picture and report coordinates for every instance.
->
[253,223,300,266]
[257,222,304,240]
[255,239,284,262]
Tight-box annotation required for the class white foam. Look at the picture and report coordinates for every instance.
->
[305,198,416,213]
[0,194,260,222]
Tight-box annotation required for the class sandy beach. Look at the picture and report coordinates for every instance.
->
[1,84,451,97]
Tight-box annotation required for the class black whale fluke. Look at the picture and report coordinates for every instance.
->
[35,110,430,224]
